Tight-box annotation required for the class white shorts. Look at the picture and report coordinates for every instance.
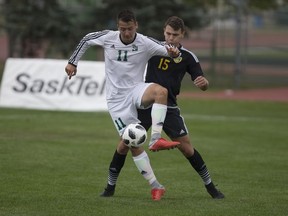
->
[107,82,153,136]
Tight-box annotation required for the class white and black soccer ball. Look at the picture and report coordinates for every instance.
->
[122,123,147,148]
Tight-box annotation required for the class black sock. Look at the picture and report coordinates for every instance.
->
[106,150,127,188]
[187,149,211,185]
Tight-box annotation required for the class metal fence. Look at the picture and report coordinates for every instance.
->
[182,10,288,89]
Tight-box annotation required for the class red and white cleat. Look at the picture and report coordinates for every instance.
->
[151,187,166,201]
[149,138,180,151]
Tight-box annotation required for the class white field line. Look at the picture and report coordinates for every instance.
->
[182,114,269,122]
[0,113,285,123]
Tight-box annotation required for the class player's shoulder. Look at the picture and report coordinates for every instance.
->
[180,46,199,62]
[137,33,163,45]
[85,30,112,39]
[99,30,121,41]
[101,30,118,37]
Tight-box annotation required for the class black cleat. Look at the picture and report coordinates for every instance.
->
[100,184,115,197]
[205,182,225,199]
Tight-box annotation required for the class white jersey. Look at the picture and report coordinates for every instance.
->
[68,30,170,100]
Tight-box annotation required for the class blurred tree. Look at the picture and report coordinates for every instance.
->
[4,0,283,59]
[1,0,211,58]
[2,0,73,58]
[200,0,279,9]
[90,0,210,40]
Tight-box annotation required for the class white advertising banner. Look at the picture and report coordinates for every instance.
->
[0,58,107,111]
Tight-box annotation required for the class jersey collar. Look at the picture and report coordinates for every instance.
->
[119,33,137,45]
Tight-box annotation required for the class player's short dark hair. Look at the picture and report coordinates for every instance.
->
[164,16,185,32]
[117,9,137,23]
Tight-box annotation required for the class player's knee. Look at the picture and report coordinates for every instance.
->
[178,141,194,157]
[117,140,130,154]
[130,146,145,156]
[155,85,168,98]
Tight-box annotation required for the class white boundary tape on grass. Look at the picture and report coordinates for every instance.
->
[182,114,265,122]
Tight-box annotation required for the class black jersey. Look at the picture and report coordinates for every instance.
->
[145,45,204,106]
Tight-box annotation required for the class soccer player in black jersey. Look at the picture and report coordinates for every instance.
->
[138,16,224,199]
[101,15,224,200]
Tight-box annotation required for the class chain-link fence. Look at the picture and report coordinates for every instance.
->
[182,8,288,89]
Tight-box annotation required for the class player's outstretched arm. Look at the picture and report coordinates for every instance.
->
[194,76,209,91]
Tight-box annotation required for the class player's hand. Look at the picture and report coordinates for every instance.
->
[165,44,180,58]
[194,76,209,91]
[65,63,77,79]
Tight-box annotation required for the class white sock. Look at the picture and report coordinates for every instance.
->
[150,103,167,142]
[133,151,156,185]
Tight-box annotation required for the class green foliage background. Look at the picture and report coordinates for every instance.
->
[1,0,286,58]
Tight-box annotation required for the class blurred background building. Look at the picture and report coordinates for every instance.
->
[0,0,287,89]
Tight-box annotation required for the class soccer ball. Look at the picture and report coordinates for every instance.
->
[122,123,147,148]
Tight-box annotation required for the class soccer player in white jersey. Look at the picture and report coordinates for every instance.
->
[65,9,181,200]
[100,15,225,200]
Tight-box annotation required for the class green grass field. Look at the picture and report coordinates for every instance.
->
[0,99,287,216]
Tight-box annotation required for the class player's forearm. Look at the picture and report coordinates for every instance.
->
[68,35,92,66]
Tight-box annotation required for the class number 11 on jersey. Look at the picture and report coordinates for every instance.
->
[117,50,128,62]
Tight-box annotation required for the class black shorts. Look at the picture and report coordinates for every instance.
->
[137,106,188,139]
